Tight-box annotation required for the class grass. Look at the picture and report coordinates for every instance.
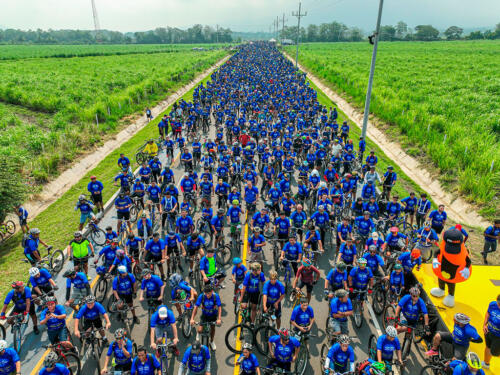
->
[285,41,500,219]
[0,68,216,301]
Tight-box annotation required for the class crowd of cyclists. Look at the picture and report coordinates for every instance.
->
[2,42,499,375]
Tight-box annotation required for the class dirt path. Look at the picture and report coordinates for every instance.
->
[284,53,489,229]
[22,55,230,222]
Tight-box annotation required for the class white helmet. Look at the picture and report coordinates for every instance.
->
[319,181,327,188]
[386,325,398,338]
[0,340,7,351]
[312,169,319,177]
[29,267,40,277]
[117,265,127,274]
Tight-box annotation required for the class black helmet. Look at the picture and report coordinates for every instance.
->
[63,269,76,278]
[191,340,202,354]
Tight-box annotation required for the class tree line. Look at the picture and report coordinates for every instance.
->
[279,21,500,42]
[0,25,233,44]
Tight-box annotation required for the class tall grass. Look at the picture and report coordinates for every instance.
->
[286,41,500,218]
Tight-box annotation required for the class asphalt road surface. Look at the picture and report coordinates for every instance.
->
[10,97,429,375]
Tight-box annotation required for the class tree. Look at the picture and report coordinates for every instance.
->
[306,24,318,42]
[347,27,363,42]
[414,25,440,41]
[444,26,463,40]
[396,21,408,38]
[467,31,484,40]
[0,156,28,223]
[379,25,396,41]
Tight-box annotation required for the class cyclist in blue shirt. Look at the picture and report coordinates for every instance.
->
[348,258,374,308]
[15,204,29,234]
[29,266,57,296]
[290,297,315,334]
[210,209,225,248]
[139,162,152,185]
[40,296,71,347]
[426,313,483,360]
[376,326,403,366]
[62,268,90,310]
[24,227,50,264]
[240,263,266,324]
[385,195,402,222]
[38,352,70,375]
[337,238,357,271]
[274,211,291,246]
[361,180,377,201]
[336,217,353,251]
[95,240,119,269]
[236,343,260,375]
[1,281,38,334]
[144,233,166,281]
[383,227,408,254]
[280,236,303,276]
[176,209,194,238]
[87,175,104,213]
[451,353,485,375]
[290,205,307,241]
[169,273,197,318]
[139,268,165,309]
[102,328,133,374]
[114,192,133,234]
[267,328,300,372]
[190,284,222,351]
[178,340,211,375]
[482,220,500,264]
[354,212,375,239]
[131,346,161,375]
[483,294,500,368]
[389,264,405,295]
[401,192,417,226]
[231,257,247,293]
[74,295,110,342]
[150,305,179,356]
[262,270,285,329]
[324,335,355,374]
[248,227,267,266]
[395,286,430,334]
[0,340,20,375]
[429,205,447,235]
[363,245,385,278]
[328,289,353,336]
[112,266,139,324]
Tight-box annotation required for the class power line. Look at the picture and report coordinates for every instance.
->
[90,0,100,31]
[292,1,307,68]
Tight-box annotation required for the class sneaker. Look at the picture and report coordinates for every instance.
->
[220,283,225,289]
[196,333,200,341]
[210,341,216,351]
[102,336,109,344]
[189,270,193,278]
[133,316,140,324]
[33,326,40,335]
[425,349,439,356]
[481,361,489,369]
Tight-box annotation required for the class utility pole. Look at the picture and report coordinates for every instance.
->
[216,24,219,44]
[281,13,287,43]
[361,0,384,140]
[90,0,101,41]
[292,2,307,68]
[276,16,279,39]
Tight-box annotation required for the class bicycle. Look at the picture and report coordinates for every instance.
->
[225,310,255,354]
[93,265,113,303]
[293,329,316,375]
[22,245,65,274]
[0,220,16,240]
[195,321,219,347]
[254,307,279,356]
[289,287,306,310]
[351,289,368,329]
[108,297,138,336]
[157,333,177,375]
[367,336,405,374]
[184,191,198,215]
[196,216,213,247]
[171,298,194,339]
[43,343,81,375]
[79,328,105,375]
[371,276,390,316]
[278,259,297,295]
[88,222,106,247]
[6,313,28,353]
[230,223,242,256]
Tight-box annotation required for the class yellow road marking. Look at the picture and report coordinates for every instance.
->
[233,213,249,374]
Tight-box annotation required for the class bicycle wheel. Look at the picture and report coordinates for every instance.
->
[59,352,81,375]
[90,228,106,246]
[294,346,308,375]
[181,312,192,338]
[92,344,102,375]
[368,334,378,360]
[49,250,65,273]
[320,343,329,367]
[224,323,255,354]
[372,286,386,315]
[413,321,426,344]
[4,220,15,235]
[383,305,397,330]
[216,245,231,267]
[94,278,108,303]
[129,206,138,223]
[402,334,412,360]
[420,365,448,375]
[107,294,118,313]
[161,356,169,375]
[254,325,279,356]
[13,326,21,353]
[0,324,5,340]
[353,301,363,328]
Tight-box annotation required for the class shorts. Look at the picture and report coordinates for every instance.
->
[83,318,103,331]
[485,331,500,356]
[329,318,348,335]
[269,359,291,372]
[72,287,88,302]
[48,326,69,344]
[483,241,497,255]
[80,212,96,224]
[200,314,217,324]
[242,291,261,305]
[266,301,282,318]
[298,280,314,294]
[129,247,140,259]
[150,197,160,204]
[187,247,200,257]
[154,324,174,340]
[13,302,35,315]
[248,251,264,263]
[277,232,288,241]
[118,293,134,304]
[167,246,180,256]
[115,363,132,372]
[91,193,103,204]
[19,218,27,226]
[73,256,88,268]
[438,331,467,360]
[117,211,130,221]
[432,224,444,235]
[145,252,162,263]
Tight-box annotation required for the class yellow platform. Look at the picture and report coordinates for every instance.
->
[415,264,500,374]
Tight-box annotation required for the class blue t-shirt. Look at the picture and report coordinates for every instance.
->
[232,264,247,282]
[176,216,194,234]
[262,280,285,304]
[327,343,355,369]
[150,306,176,328]
[238,352,259,373]
[398,294,428,321]
[195,293,221,317]
[252,213,270,228]
[487,301,500,337]
[339,243,357,264]
[107,339,133,364]
[377,334,401,360]
[327,269,347,289]
[76,301,106,320]
[290,305,314,326]
[0,348,20,375]
[40,304,66,331]
[131,354,161,375]
[429,210,447,227]
[484,226,500,242]
[248,234,266,253]
[66,272,89,290]
[112,274,136,295]
[30,268,52,288]
[269,335,300,363]
[181,345,210,373]
[330,297,353,322]
[283,242,302,260]
[243,272,266,293]
[140,275,164,298]
[244,186,259,203]
[39,363,70,375]
[452,323,481,347]
[145,239,165,256]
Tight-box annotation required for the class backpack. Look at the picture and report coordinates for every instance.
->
[22,234,29,248]
[355,359,371,373]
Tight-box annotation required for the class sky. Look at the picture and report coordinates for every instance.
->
[0,0,497,32]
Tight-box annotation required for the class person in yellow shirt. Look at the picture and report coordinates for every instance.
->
[143,139,158,159]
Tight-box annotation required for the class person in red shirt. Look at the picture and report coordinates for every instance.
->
[292,258,320,303]
[239,131,250,147]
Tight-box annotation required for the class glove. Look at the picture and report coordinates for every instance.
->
[459,267,470,280]
[23,311,28,316]
[432,258,441,269]
[349,288,354,293]
[0,314,5,320]
[368,289,373,294]
[53,285,59,291]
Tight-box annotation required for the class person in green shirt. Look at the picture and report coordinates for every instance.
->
[66,231,95,277]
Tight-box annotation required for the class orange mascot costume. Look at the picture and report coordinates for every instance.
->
[430,227,471,307]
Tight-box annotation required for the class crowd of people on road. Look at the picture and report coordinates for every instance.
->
[2,42,500,375]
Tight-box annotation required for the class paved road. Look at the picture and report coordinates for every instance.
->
[12,71,429,375]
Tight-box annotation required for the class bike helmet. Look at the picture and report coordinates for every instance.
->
[358,257,367,266]
[78,194,86,201]
[30,228,41,235]
[11,281,24,288]
[335,289,349,299]
[386,325,398,338]
[233,257,242,265]
[278,328,290,341]
[368,245,377,252]
[411,249,421,259]
[45,296,57,305]
[44,351,59,368]
[0,340,8,352]
[319,181,326,188]
[311,169,319,176]
[117,265,127,274]
[141,268,152,277]
[336,262,346,272]
[393,263,403,270]
[409,286,421,297]
[74,231,83,237]
[85,295,96,304]
[371,361,386,375]
[217,208,225,214]
[169,273,183,288]
[424,221,432,227]
[116,249,125,258]
[242,342,253,351]
[253,227,261,233]
[29,267,40,277]
[203,284,214,293]
[114,328,126,339]
[302,258,312,267]
[63,269,76,278]
[338,334,350,345]
[466,352,482,370]
[363,211,370,216]
[96,266,107,276]
[454,313,471,325]
[191,340,202,354]
[371,232,379,239]
[232,199,239,205]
